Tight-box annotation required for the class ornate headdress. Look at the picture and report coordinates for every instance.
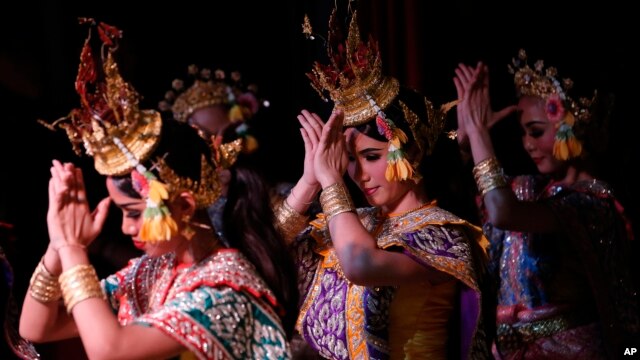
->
[40,19,222,242]
[304,10,453,182]
[509,49,595,160]
[159,65,263,167]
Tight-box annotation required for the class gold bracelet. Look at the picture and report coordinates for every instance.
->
[319,182,355,222]
[59,264,106,313]
[29,258,62,303]
[273,198,310,241]
[472,157,508,196]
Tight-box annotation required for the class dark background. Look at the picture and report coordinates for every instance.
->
[1,0,638,357]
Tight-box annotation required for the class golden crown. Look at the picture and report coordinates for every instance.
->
[508,49,593,123]
[155,155,221,209]
[160,65,263,124]
[304,10,453,182]
[41,19,223,212]
[39,20,162,176]
[509,49,597,160]
[306,10,399,127]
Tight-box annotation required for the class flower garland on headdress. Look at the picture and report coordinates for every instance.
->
[304,10,452,182]
[40,19,178,243]
[509,49,595,160]
[159,65,266,155]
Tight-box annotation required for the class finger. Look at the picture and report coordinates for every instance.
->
[62,163,76,200]
[48,178,57,208]
[298,114,320,146]
[300,128,312,154]
[52,162,70,196]
[455,67,470,86]
[91,197,111,234]
[305,111,325,139]
[459,63,475,82]
[74,168,88,204]
[327,110,344,140]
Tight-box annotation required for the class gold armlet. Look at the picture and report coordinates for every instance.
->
[274,199,309,241]
[29,258,62,303]
[59,264,106,314]
[473,157,508,196]
[319,182,356,222]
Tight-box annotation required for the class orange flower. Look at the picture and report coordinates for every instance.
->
[385,158,414,182]
[140,214,177,242]
[147,179,169,204]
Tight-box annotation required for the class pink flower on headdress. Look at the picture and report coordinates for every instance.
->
[545,94,565,123]
[131,170,150,197]
[376,116,393,140]
[237,93,259,114]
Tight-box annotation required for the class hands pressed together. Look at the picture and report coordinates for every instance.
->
[297,109,348,189]
[454,62,518,151]
[47,160,110,252]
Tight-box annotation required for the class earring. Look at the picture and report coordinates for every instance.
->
[181,215,195,241]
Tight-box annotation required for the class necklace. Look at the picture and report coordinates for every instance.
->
[383,200,436,219]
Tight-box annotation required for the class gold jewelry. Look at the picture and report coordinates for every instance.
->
[181,214,196,241]
[273,198,309,241]
[59,264,106,314]
[319,182,356,222]
[473,157,508,196]
[53,243,87,252]
[29,258,62,303]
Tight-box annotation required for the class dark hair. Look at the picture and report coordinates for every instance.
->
[223,155,299,337]
[112,114,298,336]
[352,87,442,198]
[351,87,474,219]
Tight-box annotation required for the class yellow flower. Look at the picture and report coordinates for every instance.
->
[385,158,414,182]
[148,180,169,204]
[394,128,408,143]
[140,215,177,242]
[229,105,244,123]
[567,137,583,158]
[243,135,259,153]
[553,140,569,160]
[563,112,576,126]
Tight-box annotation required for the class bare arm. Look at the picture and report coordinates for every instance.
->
[19,246,79,342]
[313,112,452,286]
[21,160,186,359]
[455,63,559,233]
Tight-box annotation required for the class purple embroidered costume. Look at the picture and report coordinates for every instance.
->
[485,176,639,359]
[102,249,291,360]
[293,204,490,359]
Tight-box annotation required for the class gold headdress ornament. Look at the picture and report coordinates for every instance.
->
[40,19,222,243]
[159,65,264,166]
[509,49,596,160]
[304,10,454,182]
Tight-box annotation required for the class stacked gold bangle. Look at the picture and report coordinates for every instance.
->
[319,182,355,222]
[273,199,310,241]
[29,259,62,303]
[473,157,508,196]
[59,264,106,314]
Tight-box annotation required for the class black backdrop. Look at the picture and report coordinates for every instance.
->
[1,1,638,356]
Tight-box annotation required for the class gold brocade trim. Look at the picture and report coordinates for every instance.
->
[295,260,324,333]
[346,285,368,359]
[375,206,484,291]
[311,206,486,291]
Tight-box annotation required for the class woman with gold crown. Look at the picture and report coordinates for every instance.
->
[18,20,297,360]
[157,64,263,245]
[273,10,492,359]
[454,52,639,359]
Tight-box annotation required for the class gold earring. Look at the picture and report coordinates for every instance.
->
[181,215,195,241]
